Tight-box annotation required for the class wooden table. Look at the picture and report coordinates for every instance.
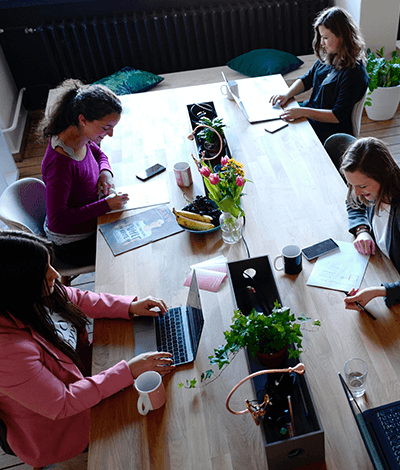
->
[89,75,400,470]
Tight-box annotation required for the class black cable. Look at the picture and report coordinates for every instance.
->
[241,215,251,258]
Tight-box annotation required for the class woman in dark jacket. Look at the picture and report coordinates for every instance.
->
[341,137,400,309]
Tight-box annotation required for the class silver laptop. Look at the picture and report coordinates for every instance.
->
[339,372,400,470]
[133,271,204,366]
[221,71,283,124]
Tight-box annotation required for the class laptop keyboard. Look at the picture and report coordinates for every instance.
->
[376,408,400,464]
[156,307,188,365]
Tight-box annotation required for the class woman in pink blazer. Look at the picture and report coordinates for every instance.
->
[0,231,174,468]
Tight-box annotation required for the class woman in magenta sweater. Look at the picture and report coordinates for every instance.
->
[0,231,174,468]
[39,79,129,267]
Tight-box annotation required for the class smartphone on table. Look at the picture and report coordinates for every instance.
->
[136,163,166,181]
[302,238,340,261]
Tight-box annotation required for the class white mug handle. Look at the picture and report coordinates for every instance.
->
[220,84,228,96]
[273,255,284,271]
[137,394,151,415]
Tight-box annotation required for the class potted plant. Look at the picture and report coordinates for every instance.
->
[365,47,400,121]
[179,302,320,389]
[196,116,226,152]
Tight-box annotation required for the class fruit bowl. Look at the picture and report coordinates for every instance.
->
[174,196,221,234]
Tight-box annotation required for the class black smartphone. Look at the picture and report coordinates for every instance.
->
[136,163,166,181]
[302,238,340,261]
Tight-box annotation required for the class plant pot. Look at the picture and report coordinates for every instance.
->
[366,85,400,121]
[256,344,289,368]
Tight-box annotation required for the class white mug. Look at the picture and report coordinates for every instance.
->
[221,81,239,101]
[134,371,167,416]
[173,162,193,187]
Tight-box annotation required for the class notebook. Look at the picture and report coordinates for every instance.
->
[221,71,283,124]
[133,271,204,366]
[339,372,400,470]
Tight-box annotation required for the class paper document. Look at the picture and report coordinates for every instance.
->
[306,240,370,292]
[184,256,228,292]
[107,180,170,214]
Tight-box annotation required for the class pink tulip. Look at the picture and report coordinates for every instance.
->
[236,176,245,187]
[209,173,220,185]
[200,166,211,177]
[221,156,230,166]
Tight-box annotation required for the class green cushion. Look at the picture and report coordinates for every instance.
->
[93,67,164,95]
[227,49,304,78]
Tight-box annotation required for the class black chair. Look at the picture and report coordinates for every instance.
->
[324,133,357,182]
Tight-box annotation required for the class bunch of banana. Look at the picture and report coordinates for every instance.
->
[173,208,215,231]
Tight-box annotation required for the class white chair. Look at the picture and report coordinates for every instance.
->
[351,90,368,138]
[0,177,95,285]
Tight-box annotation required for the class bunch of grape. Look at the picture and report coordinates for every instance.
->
[182,195,221,227]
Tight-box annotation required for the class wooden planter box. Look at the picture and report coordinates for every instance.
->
[227,255,325,470]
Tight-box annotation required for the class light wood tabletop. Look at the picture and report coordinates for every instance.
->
[89,75,400,470]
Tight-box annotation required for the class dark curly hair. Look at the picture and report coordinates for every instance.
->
[36,78,122,140]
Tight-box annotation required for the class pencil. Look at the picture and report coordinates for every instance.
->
[287,395,295,436]
[344,291,377,321]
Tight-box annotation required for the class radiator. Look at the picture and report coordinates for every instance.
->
[38,0,330,84]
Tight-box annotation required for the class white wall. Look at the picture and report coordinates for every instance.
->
[335,0,400,57]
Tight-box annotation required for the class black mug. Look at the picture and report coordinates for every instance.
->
[273,245,302,275]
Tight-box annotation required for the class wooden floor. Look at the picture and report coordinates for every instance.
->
[4,104,400,470]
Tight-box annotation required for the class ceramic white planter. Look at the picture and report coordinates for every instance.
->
[366,85,400,121]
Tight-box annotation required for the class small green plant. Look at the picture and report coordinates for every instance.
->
[365,47,400,106]
[197,116,226,143]
[179,301,320,389]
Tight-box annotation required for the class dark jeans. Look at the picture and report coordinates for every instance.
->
[0,418,15,455]
[53,232,96,267]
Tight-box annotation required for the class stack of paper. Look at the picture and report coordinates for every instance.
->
[184,256,228,292]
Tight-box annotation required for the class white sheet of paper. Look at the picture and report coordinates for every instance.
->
[306,240,370,292]
[107,180,170,214]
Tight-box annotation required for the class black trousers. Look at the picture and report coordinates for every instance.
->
[53,232,96,267]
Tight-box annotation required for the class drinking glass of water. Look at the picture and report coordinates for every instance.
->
[344,358,368,397]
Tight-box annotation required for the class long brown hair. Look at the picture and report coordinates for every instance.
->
[313,6,366,69]
[340,137,400,212]
[36,78,122,141]
[0,230,89,365]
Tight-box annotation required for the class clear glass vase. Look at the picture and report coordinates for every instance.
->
[220,212,242,244]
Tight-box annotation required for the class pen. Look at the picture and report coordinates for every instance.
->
[344,291,377,321]
[287,395,296,436]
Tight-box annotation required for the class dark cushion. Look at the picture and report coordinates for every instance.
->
[93,67,164,95]
[227,49,304,78]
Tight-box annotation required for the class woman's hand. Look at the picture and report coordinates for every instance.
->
[344,287,386,311]
[105,192,129,211]
[279,107,306,121]
[98,169,115,196]
[270,93,290,107]
[354,232,375,255]
[128,352,175,378]
[130,296,169,317]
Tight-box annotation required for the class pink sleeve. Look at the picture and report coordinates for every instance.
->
[0,333,134,420]
[64,286,136,320]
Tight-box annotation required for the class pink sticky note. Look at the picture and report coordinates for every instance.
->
[184,268,227,292]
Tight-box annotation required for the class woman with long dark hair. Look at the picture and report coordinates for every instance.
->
[0,231,174,468]
[270,6,369,143]
[38,78,129,267]
[340,137,400,309]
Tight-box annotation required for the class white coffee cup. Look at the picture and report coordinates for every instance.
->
[174,162,193,187]
[221,81,239,101]
[134,371,167,416]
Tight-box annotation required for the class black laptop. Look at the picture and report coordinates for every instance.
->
[339,372,400,470]
[133,271,204,366]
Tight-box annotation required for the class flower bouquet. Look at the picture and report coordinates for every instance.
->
[194,155,250,243]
